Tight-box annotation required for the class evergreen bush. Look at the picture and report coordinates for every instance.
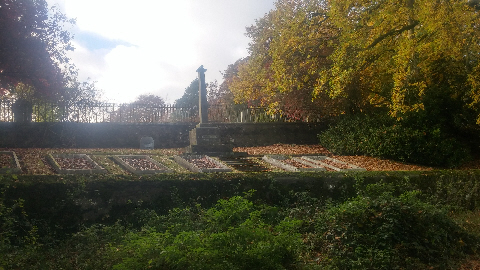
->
[314,184,478,269]
[318,114,470,167]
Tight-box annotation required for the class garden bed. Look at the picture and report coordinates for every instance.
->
[112,155,172,175]
[0,144,461,175]
[262,155,326,172]
[300,156,366,172]
[218,157,271,172]
[47,154,108,174]
[174,155,232,173]
[0,151,21,174]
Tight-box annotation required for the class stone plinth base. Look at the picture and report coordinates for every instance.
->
[187,125,234,155]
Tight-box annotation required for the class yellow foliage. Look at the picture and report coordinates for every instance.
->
[229,0,480,122]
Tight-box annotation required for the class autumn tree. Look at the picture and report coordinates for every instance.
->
[110,94,167,123]
[0,0,75,98]
[230,0,480,126]
[322,0,480,126]
[229,0,347,120]
[211,59,246,107]
[0,0,103,122]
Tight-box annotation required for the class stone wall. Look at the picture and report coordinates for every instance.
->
[0,122,329,148]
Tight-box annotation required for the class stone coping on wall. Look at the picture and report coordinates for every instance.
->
[112,155,173,175]
[173,155,232,173]
[262,155,326,172]
[300,156,366,172]
[47,154,108,174]
[0,151,22,174]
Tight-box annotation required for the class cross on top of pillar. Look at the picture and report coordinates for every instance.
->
[196,65,207,73]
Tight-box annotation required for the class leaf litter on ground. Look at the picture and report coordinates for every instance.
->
[3,144,480,174]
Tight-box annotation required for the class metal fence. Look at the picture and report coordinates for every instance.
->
[0,99,323,123]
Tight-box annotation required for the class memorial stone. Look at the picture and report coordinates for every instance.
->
[140,137,154,149]
[187,65,237,156]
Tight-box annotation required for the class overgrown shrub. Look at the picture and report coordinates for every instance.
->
[2,185,479,269]
[318,114,470,167]
[314,184,478,269]
[108,193,303,270]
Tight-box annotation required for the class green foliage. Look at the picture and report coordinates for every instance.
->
[2,180,480,269]
[315,184,478,269]
[318,114,471,167]
[175,79,199,108]
[0,187,42,269]
[108,193,303,270]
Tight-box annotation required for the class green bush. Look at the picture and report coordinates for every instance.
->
[314,184,478,269]
[108,194,303,270]
[318,114,470,167]
[2,184,480,269]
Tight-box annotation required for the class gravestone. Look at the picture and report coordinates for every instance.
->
[140,137,154,149]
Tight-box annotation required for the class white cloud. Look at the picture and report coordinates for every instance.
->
[47,0,275,103]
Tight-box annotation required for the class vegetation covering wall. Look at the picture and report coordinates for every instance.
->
[2,170,480,236]
[2,171,480,269]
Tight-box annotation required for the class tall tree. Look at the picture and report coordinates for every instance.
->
[0,0,75,98]
[132,94,166,107]
[323,0,480,124]
[110,94,167,123]
[175,79,199,108]
[210,59,246,107]
[229,0,345,120]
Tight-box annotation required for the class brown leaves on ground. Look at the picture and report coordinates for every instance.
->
[2,144,479,174]
[3,148,186,175]
[234,144,331,156]
[234,144,433,171]
[333,155,432,171]
[459,257,480,270]
[0,153,15,168]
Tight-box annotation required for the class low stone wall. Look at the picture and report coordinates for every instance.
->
[0,122,329,148]
[214,123,329,147]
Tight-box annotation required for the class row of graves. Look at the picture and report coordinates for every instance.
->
[0,66,365,175]
[0,150,365,175]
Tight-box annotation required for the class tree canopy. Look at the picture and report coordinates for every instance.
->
[175,79,199,108]
[324,0,480,123]
[229,0,346,119]
[110,94,167,123]
[0,0,77,99]
[229,0,480,124]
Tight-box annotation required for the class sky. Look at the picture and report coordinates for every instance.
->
[46,0,276,104]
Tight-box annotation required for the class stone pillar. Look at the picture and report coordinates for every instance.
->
[12,99,33,123]
[186,66,241,156]
[196,65,208,125]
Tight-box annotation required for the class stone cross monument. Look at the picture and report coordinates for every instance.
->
[187,65,235,155]
[197,65,208,125]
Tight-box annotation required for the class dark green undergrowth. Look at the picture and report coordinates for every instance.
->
[318,114,472,167]
[2,172,480,269]
[1,185,478,269]
[316,184,477,269]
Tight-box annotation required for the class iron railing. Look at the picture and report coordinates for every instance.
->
[0,99,324,123]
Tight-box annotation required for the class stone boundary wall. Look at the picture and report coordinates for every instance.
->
[0,122,329,148]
